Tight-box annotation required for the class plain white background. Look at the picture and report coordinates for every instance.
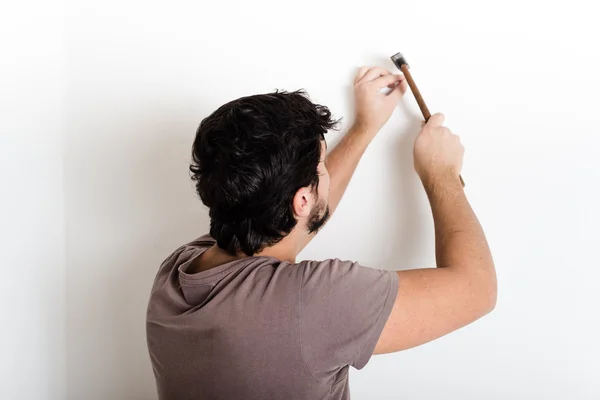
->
[1,1,66,399]
[3,0,600,399]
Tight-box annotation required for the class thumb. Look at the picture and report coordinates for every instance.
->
[373,73,403,88]
[426,112,445,127]
[388,79,408,101]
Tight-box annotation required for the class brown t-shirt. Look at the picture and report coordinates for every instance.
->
[146,235,398,400]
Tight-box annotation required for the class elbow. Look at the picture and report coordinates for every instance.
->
[482,268,498,315]
[485,281,497,314]
[473,282,496,320]
[468,263,497,316]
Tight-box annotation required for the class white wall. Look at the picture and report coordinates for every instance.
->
[63,0,600,399]
[0,2,66,399]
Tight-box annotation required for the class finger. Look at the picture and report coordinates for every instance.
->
[358,67,392,83]
[354,66,370,84]
[384,83,403,105]
[373,74,404,89]
[426,113,445,127]
[399,79,408,95]
[387,79,409,101]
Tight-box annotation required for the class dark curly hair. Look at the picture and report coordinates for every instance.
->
[190,90,339,256]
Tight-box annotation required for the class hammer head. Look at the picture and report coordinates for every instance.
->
[390,52,409,70]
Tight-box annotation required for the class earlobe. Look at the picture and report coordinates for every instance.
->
[292,188,311,218]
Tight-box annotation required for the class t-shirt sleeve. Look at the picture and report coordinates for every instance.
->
[297,259,398,377]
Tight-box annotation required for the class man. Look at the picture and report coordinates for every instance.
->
[146,66,497,399]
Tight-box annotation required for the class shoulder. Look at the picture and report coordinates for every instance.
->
[292,258,397,307]
[292,258,385,282]
[167,234,216,265]
[152,234,216,282]
[184,233,216,249]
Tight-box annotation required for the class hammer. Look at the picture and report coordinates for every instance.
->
[390,52,465,187]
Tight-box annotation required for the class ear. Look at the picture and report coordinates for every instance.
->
[292,186,314,218]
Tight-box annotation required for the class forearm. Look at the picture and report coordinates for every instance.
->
[325,124,374,213]
[425,175,497,304]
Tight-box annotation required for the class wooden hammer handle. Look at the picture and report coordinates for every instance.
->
[400,65,465,188]
[401,65,431,121]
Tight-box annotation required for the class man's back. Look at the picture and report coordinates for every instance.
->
[146,70,496,398]
[146,235,397,400]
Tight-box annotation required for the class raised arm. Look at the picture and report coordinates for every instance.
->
[297,67,407,252]
[374,113,497,354]
[325,67,407,214]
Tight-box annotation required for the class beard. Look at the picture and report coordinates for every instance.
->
[307,197,330,234]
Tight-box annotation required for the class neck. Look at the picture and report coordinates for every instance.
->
[206,229,304,265]
[191,229,304,274]
[254,230,304,263]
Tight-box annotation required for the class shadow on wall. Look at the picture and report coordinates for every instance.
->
[67,103,211,399]
[384,100,432,270]
[351,55,433,271]
[328,62,432,271]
